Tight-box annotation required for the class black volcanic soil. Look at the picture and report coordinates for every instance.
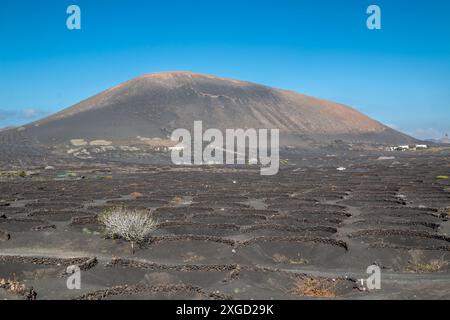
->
[0,149,449,300]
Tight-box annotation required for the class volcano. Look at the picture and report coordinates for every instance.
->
[4,72,416,149]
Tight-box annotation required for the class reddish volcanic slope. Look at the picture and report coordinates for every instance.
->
[16,72,416,146]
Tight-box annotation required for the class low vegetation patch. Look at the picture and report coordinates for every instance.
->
[98,206,158,254]
[0,278,27,296]
[0,170,30,178]
[291,277,336,298]
[405,258,448,273]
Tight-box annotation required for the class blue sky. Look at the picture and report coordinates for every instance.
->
[0,0,449,139]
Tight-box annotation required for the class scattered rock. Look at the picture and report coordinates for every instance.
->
[0,229,11,241]
[78,257,98,271]
[70,215,98,225]
[26,287,38,300]
[31,224,56,231]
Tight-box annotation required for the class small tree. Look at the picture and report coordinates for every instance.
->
[98,207,157,254]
